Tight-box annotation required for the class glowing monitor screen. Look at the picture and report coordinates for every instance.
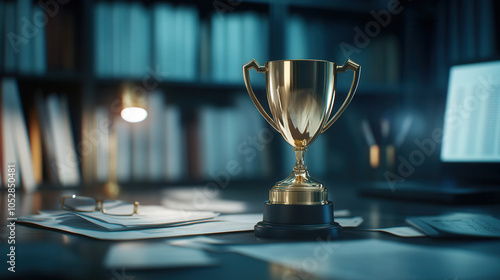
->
[441,61,500,162]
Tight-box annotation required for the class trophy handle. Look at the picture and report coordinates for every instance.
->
[243,59,279,132]
[321,59,361,133]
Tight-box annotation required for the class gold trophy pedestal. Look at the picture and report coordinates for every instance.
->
[255,201,341,239]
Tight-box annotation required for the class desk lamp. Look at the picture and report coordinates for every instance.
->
[104,84,148,197]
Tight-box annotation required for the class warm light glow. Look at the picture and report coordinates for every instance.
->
[369,144,380,168]
[121,107,148,123]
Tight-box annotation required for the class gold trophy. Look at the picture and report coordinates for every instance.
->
[243,59,360,239]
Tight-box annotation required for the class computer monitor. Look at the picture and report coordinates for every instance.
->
[359,60,500,202]
[440,60,500,185]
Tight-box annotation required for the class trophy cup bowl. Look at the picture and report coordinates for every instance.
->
[243,59,360,239]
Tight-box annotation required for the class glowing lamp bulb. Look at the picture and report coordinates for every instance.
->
[121,107,148,123]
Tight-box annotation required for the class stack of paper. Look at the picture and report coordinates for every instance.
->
[36,206,219,231]
[407,213,500,238]
[18,207,261,241]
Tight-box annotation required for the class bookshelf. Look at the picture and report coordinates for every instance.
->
[1,0,498,190]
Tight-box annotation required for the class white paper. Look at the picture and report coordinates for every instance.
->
[228,239,500,280]
[363,226,427,237]
[104,242,218,269]
[18,213,261,240]
[336,217,364,227]
[76,205,219,228]
[407,213,500,238]
[74,214,214,231]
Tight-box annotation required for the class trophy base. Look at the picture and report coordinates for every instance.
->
[254,201,342,239]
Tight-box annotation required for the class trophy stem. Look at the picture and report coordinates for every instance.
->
[293,148,306,172]
[292,148,308,184]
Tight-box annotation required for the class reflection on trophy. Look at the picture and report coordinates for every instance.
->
[243,59,360,239]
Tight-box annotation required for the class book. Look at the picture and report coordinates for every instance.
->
[0,1,4,70]
[1,80,18,187]
[95,107,110,183]
[186,116,201,179]
[28,105,43,185]
[180,5,199,80]
[112,2,129,77]
[226,14,242,82]
[210,13,226,82]
[234,93,270,178]
[0,82,2,185]
[32,4,47,74]
[164,105,184,181]
[174,6,185,79]
[59,95,81,184]
[35,93,58,184]
[3,2,16,72]
[1,78,36,191]
[198,20,211,80]
[46,94,80,186]
[153,3,175,80]
[146,91,165,181]
[130,2,151,78]
[95,2,112,76]
[16,0,33,73]
[131,120,148,181]
[198,106,219,178]
[114,116,132,183]
[218,108,234,173]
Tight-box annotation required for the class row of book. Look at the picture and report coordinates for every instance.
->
[1,0,403,86]
[1,78,80,191]
[94,91,274,184]
[0,0,75,74]
[286,14,400,86]
[94,1,270,82]
[94,2,199,80]
[210,11,269,83]
[94,1,153,79]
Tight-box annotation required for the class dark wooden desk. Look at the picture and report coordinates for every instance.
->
[2,181,500,280]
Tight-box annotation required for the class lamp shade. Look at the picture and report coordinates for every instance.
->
[120,84,148,123]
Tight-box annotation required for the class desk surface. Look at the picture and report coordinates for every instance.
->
[1,181,500,280]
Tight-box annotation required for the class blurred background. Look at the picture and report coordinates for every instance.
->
[1,0,499,191]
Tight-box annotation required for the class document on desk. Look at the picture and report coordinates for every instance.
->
[18,207,261,240]
[75,205,219,228]
[362,226,427,237]
[18,202,364,240]
[228,239,500,280]
[407,213,500,238]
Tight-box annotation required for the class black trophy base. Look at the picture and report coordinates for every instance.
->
[254,201,342,239]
